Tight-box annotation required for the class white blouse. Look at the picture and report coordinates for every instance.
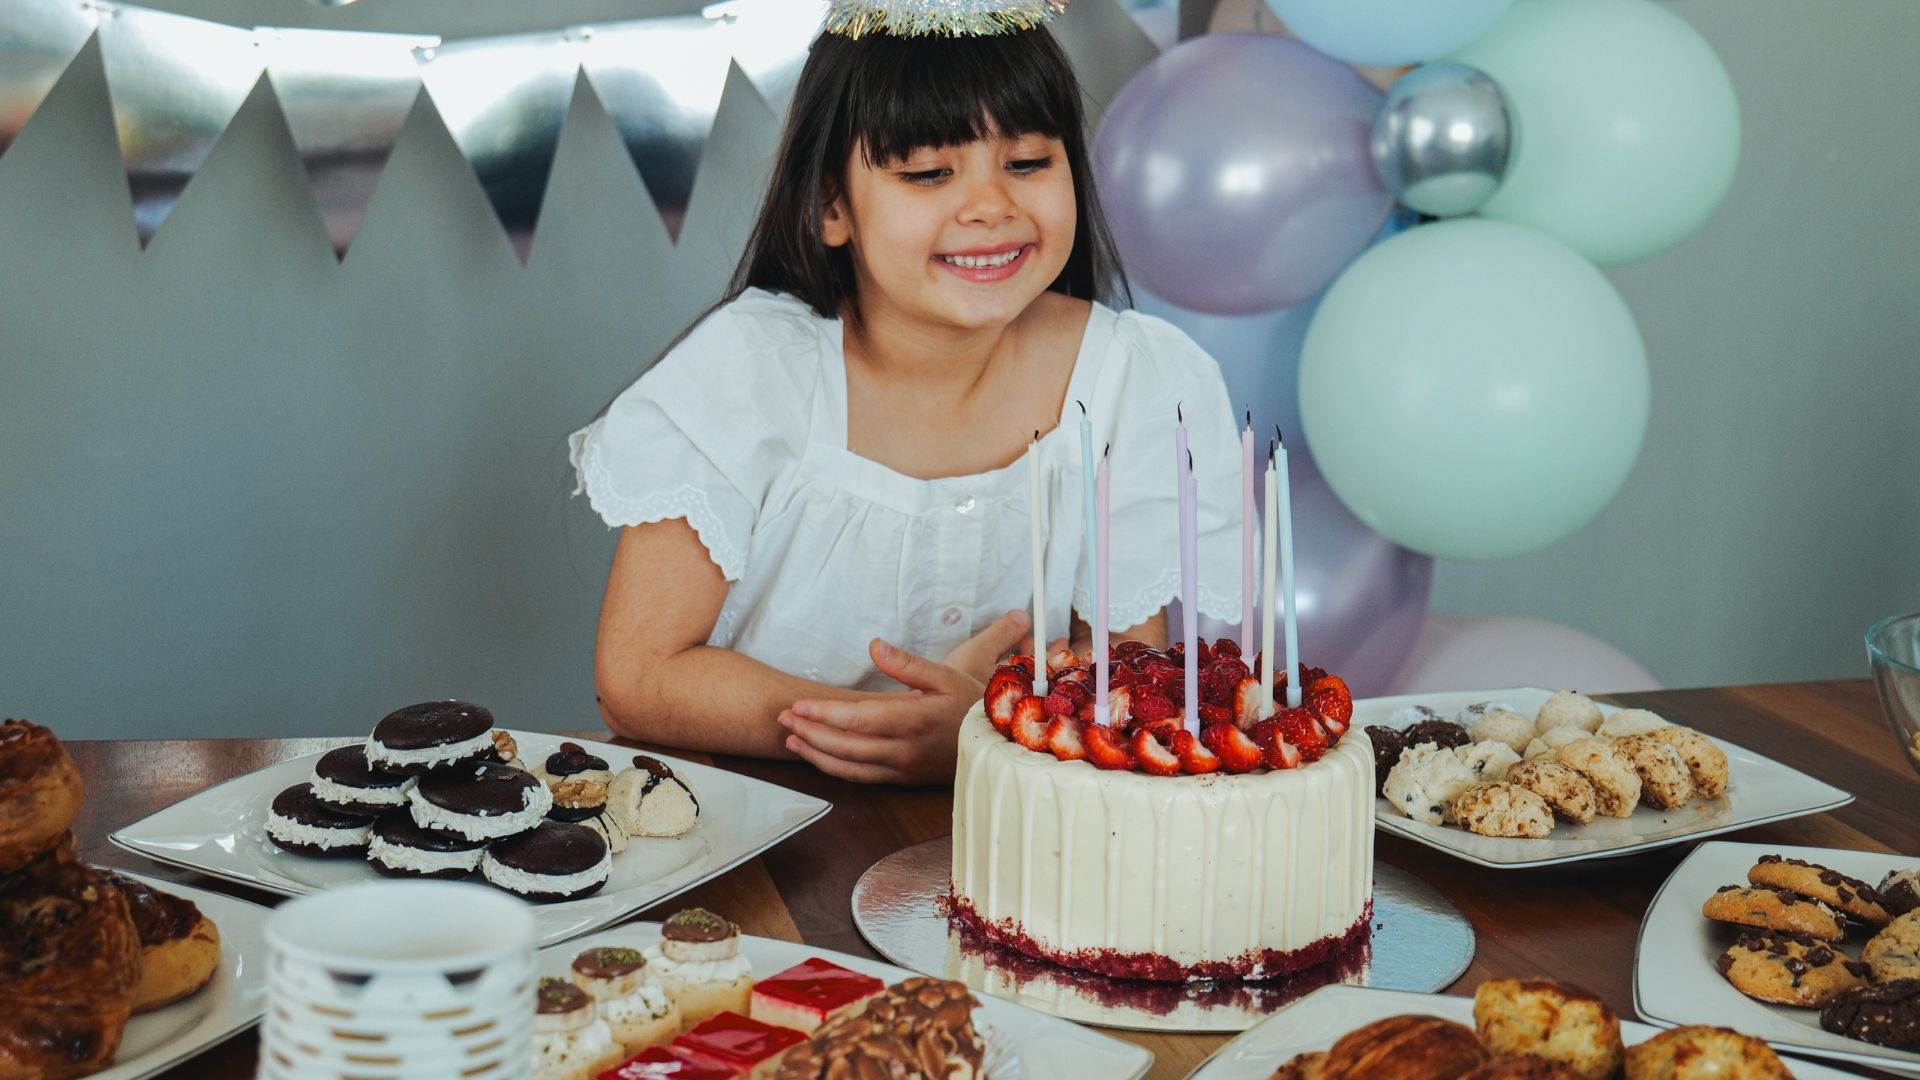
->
[569,288,1248,691]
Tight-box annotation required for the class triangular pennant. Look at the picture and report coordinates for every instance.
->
[0,0,99,162]
[94,3,262,248]
[414,31,577,265]
[702,0,826,116]
[577,13,735,244]
[259,27,435,260]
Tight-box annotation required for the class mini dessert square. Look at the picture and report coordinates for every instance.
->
[646,908,752,1025]
[596,1046,740,1080]
[772,978,986,1080]
[572,945,680,1049]
[673,1012,804,1080]
[536,977,624,1080]
[749,958,883,1033]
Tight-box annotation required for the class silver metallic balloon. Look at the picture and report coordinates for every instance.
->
[1370,61,1513,219]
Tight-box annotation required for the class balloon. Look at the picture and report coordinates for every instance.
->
[1194,451,1433,697]
[1130,289,1317,457]
[1386,614,1660,695]
[1094,34,1391,315]
[1266,0,1514,67]
[1370,62,1513,218]
[1299,219,1649,560]
[1450,0,1740,266]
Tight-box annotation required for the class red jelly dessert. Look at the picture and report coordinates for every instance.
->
[597,1046,739,1079]
[749,957,885,1033]
[672,1011,805,1079]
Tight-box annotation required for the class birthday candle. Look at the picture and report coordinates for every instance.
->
[1262,445,1278,719]
[1078,402,1097,649]
[1094,447,1111,727]
[1028,431,1048,696]
[1277,427,1300,709]
[1241,411,1254,659]
[1177,409,1198,736]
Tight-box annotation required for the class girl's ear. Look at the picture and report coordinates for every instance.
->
[821,191,851,248]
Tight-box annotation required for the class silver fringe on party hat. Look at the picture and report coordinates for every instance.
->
[824,0,1069,38]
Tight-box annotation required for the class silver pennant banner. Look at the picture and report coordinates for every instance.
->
[705,0,824,117]
[260,27,436,259]
[0,0,98,161]
[414,30,577,264]
[94,2,261,247]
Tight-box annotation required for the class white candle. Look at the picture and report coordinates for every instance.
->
[1094,447,1111,726]
[1177,410,1198,736]
[1028,431,1048,696]
[1277,428,1300,709]
[1241,412,1255,660]
[1262,447,1278,719]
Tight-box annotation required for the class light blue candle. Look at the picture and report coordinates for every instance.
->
[1277,427,1301,709]
[1078,401,1097,646]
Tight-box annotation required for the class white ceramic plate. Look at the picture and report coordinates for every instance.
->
[1190,983,1868,1080]
[94,870,270,1080]
[1360,687,1852,868]
[110,730,830,947]
[1634,839,1920,1077]
[543,922,1154,1080]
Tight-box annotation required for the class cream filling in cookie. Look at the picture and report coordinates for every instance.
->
[265,812,370,849]
[408,782,553,841]
[601,982,676,1025]
[481,847,612,895]
[642,945,751,985]
[366,835,483,875]
[366,730,497,770]
[533,1018,616,1076]
[310,772,414,808]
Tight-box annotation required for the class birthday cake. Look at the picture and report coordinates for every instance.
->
[949,639,1374,982]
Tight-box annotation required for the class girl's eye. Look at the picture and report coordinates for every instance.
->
[1008,156,1055,175]
[900,169,950,186]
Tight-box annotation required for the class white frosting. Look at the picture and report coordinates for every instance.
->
[366,834,482,875]
[365,729,497,770]
[950,706,1374,972]
[266,811,370,850]
[642,944,752,987]
[533,1018,615,1079]
[309,772,414,808]
[482,845,612,896]
[601,981,675,1025]
[407,774,554,840]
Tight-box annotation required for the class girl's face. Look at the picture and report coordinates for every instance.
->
[823,129,1077,333]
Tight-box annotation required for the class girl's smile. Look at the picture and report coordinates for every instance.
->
[934,243,1034,282]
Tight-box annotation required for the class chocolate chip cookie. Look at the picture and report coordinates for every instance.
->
[1702,885,1847,942]
[1864,911,1920,983]
[1715,929,1869,1006]
[1820,978,1920,1048]
[1747,854,1892,927]
[1879,869,1920,917]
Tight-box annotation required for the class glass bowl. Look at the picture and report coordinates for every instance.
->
[1866,612,1920,778]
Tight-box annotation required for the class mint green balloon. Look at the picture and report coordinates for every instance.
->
[1451,0,1740,266]
[1299,220,1648,560]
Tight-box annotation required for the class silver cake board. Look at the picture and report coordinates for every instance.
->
[851,835,1473,1033]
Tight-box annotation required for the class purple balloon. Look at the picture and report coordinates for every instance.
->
[1194,450,1433,696]
[1095,34,1392,315]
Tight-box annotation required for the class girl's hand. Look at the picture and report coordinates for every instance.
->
[779,611,1030,784]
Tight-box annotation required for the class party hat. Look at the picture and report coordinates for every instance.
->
[824,0,1069,38]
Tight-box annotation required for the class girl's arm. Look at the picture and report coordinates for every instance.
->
[594,520,873,757]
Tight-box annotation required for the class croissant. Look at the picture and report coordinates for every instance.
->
[1320,1014,1490,1080]
[0,720,83,873]
[0,837,141,1080]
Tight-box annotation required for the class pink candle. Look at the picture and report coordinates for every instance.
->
[1094,447,1111,726]
[1240,411,1254,659]
[1177,410,1198,736]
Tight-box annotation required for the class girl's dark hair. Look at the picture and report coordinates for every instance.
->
[729,28,1130,320]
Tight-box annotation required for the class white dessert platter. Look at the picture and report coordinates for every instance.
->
[92,869,271,1080]
[110,730,830,947]
[543,920,1155,1079]
[1361,687,1852,869]
[1634,839,1920,1078]
[1188,983,1871,1079]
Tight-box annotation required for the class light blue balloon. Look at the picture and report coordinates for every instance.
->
[1268,0,1514,67]
[1451,0,1740,266]
[1299,219,1649,560]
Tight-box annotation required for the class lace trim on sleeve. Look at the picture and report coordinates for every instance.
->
[569,425,748,581]
[1081,567,1246,634]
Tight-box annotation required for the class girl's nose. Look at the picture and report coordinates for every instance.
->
[957,174,1016,226]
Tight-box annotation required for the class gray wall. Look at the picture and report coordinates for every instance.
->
[0,0,1912,741]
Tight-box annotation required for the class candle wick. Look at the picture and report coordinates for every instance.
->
[1103,442,1110,459]
[1076,399,1087,417]
[1274,424,1284,447]
[1268,439,1276,463]
[1245,407,1252,430]
[1187,449,1193,472]
[1176,402,1183,425]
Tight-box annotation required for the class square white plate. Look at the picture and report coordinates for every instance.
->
[110,730,831,947]
[95,870,270,1080]
[1360,687,1852,868]
[1191,983,1867,1080]
[1634,839,1920,1077]
[543,923,1154,1079]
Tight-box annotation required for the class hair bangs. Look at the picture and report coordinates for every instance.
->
[842,34,1078,168]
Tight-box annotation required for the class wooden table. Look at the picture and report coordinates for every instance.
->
[65,680,1918,1079]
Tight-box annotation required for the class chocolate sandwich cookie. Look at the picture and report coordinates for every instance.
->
[309,745,414,813]
[409,761,553,841]
[365,700,497,775]
[1820,978,1920,1048]
[365,814,486,879]
[265,783,376,857]
[481,821,610,902]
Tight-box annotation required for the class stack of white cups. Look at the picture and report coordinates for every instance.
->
[259,880,536,1080]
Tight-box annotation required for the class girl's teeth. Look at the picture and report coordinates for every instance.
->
[942,249,1021,269]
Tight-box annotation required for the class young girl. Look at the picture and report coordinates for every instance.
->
[570,13,1246,784]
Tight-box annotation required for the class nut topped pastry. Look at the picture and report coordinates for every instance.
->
[773,977,986,1080]
[645,908,751,1026]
